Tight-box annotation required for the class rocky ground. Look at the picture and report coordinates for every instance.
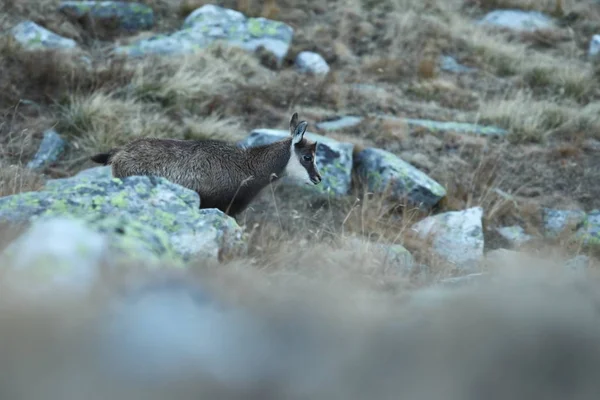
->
[1,0,600,398]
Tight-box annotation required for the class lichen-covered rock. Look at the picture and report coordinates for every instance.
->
[411,207,485,272]
[26,129,66,170]
[10,20,77,50]
[114,4,293,66]
[59,1,155,32]
[0,174,246,263]
[295,51,330,75]
[239,128,354,196]
[575,210,600,245]
[542,208,586,237]
[354,148,446,209]
[479,10,555,32]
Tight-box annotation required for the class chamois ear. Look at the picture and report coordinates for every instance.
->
[292,120,308,145]
[289,112,299,135]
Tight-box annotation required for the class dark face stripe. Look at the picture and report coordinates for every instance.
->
[294,140,321,184]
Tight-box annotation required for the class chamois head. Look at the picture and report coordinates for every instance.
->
[286,113,322,186]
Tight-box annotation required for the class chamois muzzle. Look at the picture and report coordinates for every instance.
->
[311,173,322,185]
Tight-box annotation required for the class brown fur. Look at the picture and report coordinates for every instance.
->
[90,113,321,217]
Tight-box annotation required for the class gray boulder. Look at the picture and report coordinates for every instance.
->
[58,1,155,32]
[295,51,330,75]
[479,10,555,32]
[114,4,293,66]
[354,147,446,209]
[239,129,354,196]
[26,129,66,170]
[411,207,485,272]
[0,173,246,263]
[10,20,77,50]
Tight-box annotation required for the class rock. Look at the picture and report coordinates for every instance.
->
[295,51,330,75]
[315,116,363,131]
[439,55,477,74]
[0,173,246,263]
[564,254,590,274]
[114,4,293,66]
[590,34,600,58]
[439,272,489,288]
[26,129,66,170]
[74,165,113,179]
[495,225,534,247]
[239,129,354,196]
[354,148,446,209]
[542,208,586,237]
[479,10,555,32]
[58,1,155,32]
[313,115,506,136]
[386,116,508,137]
[345,236,416,274]
[411,207,485,272]
[576,210,600,245]
[10,20,77,50]
[1,216,108,294]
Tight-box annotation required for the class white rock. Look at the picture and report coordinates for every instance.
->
[589,34,600,58]
[479,10,555,32]
[411,207,484,272]
[295,51,330,75]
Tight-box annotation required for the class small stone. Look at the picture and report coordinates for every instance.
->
[439,272,489,288]
[239,128,354,196]
[26,129,66,170]
[495,225,533,247]
[59,1,155,32]
[589,34,600,58]
[10,21,77,50]
[315,116,363,131]
[479,10,555,32]
[295,51,330,75]
[354,148,446,209]
[439,55,477,74]
[74,166,113,179]
[411,207,485,272]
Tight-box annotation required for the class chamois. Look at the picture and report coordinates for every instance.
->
[90,113,322,217]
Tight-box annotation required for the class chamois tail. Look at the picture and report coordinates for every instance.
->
[90,149,118,165]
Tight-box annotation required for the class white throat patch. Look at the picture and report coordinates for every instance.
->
[284,143,313,185]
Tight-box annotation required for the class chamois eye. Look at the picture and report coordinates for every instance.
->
[303,155,313,162]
